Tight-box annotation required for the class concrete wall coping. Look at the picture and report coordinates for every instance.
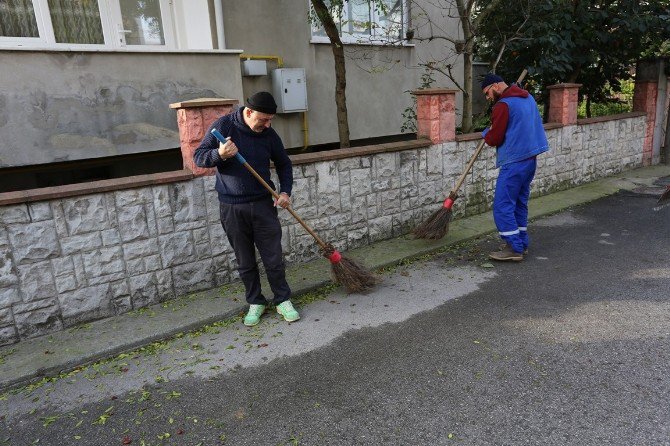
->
[412,88,460,95]
[0,170,194,206]
[577,111,646,125]
[547,83,583,89]
[290,139,432,165]
[543,123,564,130]
[451,115,644,142]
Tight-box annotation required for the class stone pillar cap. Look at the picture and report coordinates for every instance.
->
[169,98,238,109]
[547,83,582,89]
[412,88,459,95]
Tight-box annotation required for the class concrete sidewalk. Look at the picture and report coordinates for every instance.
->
[1,164,668,391]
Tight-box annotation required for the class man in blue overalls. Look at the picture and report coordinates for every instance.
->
[481,73,549,261]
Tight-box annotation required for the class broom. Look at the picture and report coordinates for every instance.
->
[653,185,670,211]
[210,129,378,293]
[414,69,528,240]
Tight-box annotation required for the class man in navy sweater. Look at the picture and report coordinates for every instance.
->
[481,73,549,261]
[194,92,299,326]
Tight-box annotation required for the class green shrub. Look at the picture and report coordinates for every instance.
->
[577,79,633,118]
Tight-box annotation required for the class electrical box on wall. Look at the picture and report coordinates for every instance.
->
[271,68,308,113]
[242,59,267,76]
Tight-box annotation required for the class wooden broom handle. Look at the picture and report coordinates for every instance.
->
[450,69,528,197]
[450,139,486,196]
[210,129,328,250]
[240,161,328,249]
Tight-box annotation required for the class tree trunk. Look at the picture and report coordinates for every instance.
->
[311,0,351,148]
[461,42,474,133]
[465,0,508,132]
[332,43,350,148]
[567,68,580,83]
[455,0,474,133]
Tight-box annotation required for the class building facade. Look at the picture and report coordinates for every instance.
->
[0,0,464,180]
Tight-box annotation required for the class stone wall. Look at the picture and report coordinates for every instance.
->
[0,177,236,344]
[281,115,645,257]
[0,113,645,345]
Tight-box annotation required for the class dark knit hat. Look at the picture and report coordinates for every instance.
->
[246,91,277,114]
[481,73,504,90]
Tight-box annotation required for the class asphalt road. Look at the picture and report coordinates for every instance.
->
[2,189,669,446]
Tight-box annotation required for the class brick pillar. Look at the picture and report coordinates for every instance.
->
[169,98,239,176]
[633,81,658,166]
[412,89,458,143]
[547,83,581,125]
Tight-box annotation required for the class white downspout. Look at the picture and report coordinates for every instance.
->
[214,0,225,49]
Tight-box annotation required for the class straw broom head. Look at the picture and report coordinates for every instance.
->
[323,244,379,293]
[413,207,452,240]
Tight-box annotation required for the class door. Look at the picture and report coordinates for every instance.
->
[107,0,174,48]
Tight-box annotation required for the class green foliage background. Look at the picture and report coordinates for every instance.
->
[475,0,670,117]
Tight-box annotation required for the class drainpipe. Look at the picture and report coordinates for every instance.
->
[302,111,309,150]
[214,0,225,49]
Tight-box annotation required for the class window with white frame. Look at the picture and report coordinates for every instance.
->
[311,0,408,45]
[0,0,175,49]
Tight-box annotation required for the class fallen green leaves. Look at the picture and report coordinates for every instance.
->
[91,406,114,425]
[40,415,59,427]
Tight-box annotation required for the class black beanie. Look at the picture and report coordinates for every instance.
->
[481,73,504,90]
[246,91,277,114]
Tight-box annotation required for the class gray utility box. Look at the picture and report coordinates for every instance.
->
[242,59,268,76]
[271,68,308,113]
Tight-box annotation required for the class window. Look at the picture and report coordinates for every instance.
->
[117,0,166,46]
[311,0,408,45]
[49,0,105,44]
[0,0,174,48]
[0,0,41,41]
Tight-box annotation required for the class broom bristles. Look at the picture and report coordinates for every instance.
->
[331,256,379,293]
[322,244,378,293]
[413,208,452,240]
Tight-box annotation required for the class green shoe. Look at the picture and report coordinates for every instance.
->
[276,301,300,323]
[243,304,266,326]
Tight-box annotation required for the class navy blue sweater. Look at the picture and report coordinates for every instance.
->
[194,107,293,204]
